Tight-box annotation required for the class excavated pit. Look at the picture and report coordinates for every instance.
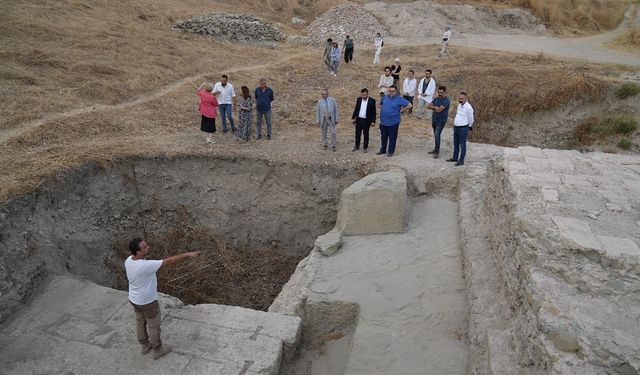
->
[0,156,361,321]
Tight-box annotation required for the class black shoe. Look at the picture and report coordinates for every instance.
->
[332,147,336,152]
[375,150,385,155]
[363,148,368,153]
[454,161,464,166]
[257,136,262,140]
[427,150,437,154]
[352,147,359,152]
[267,135,271,140]
[446,158,458,162]
[223,129,228,134]
[433,153,439,159]
[387,153,394,157]
[323,145,328,150]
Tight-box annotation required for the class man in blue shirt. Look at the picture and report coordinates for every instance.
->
[427,85,451,158]
[255,78,275,140]
[376,85,412,157]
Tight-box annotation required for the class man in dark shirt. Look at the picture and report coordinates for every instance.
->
[255,78,275,140]
[390,58,401,87]
[343,35,354,64]
[427,86,451,158]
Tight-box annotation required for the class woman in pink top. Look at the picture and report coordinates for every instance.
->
[197,82,219,143]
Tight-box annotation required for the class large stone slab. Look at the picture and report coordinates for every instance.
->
[335,171,407,235]
[0,275,301,375]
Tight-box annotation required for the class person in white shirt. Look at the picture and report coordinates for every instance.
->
[402,69,417,115]
[125,238,200,359]
[416,69,436,119]
[213,74,237,133]
[378,66,393,100]
[373,32,383,65]
[439,26,452,57]
[446,91,474,166]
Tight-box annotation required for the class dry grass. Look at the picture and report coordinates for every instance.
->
[612,26,640,50]
[0,0,630,206]
[509,0,627,32]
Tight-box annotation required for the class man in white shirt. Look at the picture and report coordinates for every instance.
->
[351,88,376,152]
[213,74,237,133]
[416,69,436,119]
[440,26,452,57]
[125,238,200,359]
[446,91,474,166]
[402,70,417,116]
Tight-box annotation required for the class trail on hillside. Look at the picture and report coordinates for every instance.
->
[0,51,308,144]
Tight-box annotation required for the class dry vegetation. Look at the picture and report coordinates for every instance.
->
[503,0,627,32]
[0,0,635,206]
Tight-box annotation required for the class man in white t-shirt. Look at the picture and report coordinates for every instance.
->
[401,69,417,116]
[213,74,237,133]
[416,69,436,120]
[125,238,200,360]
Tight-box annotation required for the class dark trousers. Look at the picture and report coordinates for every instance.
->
[432,121,445,153]
[402,95,414,114]
[354,118,371,149]
[453,125,469,162]
[379,124,399,154]
[344,47,354,63]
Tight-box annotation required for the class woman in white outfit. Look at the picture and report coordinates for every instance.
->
[373,32,383,65]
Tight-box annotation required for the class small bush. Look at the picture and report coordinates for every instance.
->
[617,138,633,150]
[615,83,640,99]
[609,116,638,135]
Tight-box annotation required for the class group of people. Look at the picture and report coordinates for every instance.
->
[196,75,275,143]
[323,35,355,76]
[316,81,473,165]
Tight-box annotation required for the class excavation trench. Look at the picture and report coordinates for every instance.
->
[0,156,361,320]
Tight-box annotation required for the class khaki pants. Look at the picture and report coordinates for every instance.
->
[131,300,162,349]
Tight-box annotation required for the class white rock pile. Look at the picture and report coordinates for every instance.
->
[304,5,388,47]
[174,13,284,42]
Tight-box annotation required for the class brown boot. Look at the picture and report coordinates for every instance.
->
[141,344,152,355]
[153,345,172,360]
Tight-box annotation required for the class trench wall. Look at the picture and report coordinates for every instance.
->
[0,156,359,323]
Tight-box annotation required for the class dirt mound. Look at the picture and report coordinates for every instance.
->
[304,5,388,47]
[174,13,284,43]
[363,0,544,39]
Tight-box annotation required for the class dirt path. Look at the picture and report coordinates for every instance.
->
[0,51,308,144]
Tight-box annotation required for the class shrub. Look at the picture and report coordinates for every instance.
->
[609,116,638,135]
[615,83,640,99]
[617,138,633,150]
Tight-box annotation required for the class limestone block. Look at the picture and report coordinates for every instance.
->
[314,230,342,257]
[335,171,407,235]
[542,189,559,202]
[519,146,545,158]
[552,216,601,251]
[596,236,640,259]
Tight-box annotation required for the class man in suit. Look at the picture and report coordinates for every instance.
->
[351,88,376,153]
[316,88,339,151]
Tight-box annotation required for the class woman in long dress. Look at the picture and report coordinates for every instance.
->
[373,32,383,65]
[197,82,218,143]
[237,86,255,141]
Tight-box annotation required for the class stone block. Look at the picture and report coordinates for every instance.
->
[314,230,342,256]
[596,236,640,258]
[542,189,559,202]
[519,146,546,158]
[552,216,601,251]
[335,171,407,235]
[524,156,551,173]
